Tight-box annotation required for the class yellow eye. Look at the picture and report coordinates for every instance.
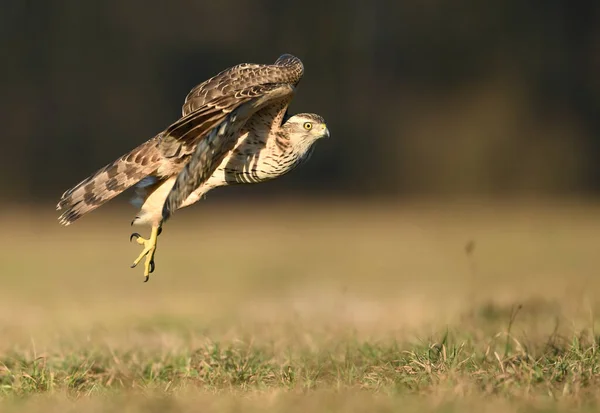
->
[303,122,312,130]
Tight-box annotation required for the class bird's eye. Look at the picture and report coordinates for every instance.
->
[303,122,313,130]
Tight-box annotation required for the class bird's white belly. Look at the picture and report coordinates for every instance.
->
[132,177,176,226]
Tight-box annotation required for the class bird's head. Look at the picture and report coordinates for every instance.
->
[282,113,329,157]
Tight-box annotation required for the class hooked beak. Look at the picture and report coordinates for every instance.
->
[322,124,330,139]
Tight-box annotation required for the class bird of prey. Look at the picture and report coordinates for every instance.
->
[56,54,329,281]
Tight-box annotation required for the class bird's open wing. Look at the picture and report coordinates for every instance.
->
[161,83,295,222]
[181,54,304,117]
[157,54,304,166]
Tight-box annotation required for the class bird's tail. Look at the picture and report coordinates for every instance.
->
[56,139,161,226]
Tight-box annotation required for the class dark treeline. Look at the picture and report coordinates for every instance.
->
[2,0,599,201]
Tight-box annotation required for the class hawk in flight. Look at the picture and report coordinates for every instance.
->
[57,54,329,281]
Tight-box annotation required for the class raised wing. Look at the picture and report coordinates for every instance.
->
[162,83,295,222]
[157,54,304,169]
[158,85,273,162]
[181,54,304,117]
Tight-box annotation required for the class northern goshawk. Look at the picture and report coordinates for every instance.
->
[56,54,329,281]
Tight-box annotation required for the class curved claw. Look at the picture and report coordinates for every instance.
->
[149,260,155,274]
[144,275,150,283]
[130,232,141,242]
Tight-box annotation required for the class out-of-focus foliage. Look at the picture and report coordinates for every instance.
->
[2,0,599,200]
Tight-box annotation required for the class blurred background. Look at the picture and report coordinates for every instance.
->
[3,4,600,400]
[3,0,600,203]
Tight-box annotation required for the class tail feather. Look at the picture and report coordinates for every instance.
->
[57,140,161,226]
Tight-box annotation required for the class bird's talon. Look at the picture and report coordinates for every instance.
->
[130,226,160,281]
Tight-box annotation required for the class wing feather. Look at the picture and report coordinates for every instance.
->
[161,53,303,157]
[161,83,295,222]
[181,54,304,116]
[157,85,280,163]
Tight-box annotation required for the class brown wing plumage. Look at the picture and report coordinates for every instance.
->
[57,54,304,226]
[162,83,296,222]
[181,54,303,117]
[56,137,163,225]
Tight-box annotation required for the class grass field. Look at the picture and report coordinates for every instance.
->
[2,200,600,412]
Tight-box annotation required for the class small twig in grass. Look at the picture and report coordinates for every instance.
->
[545,316,561,355]
[584,295,597,354]
[504,304,523,358]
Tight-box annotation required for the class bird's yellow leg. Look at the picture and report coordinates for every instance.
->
[130,225,161,282]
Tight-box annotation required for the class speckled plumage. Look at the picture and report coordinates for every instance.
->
[57,54,328,230]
